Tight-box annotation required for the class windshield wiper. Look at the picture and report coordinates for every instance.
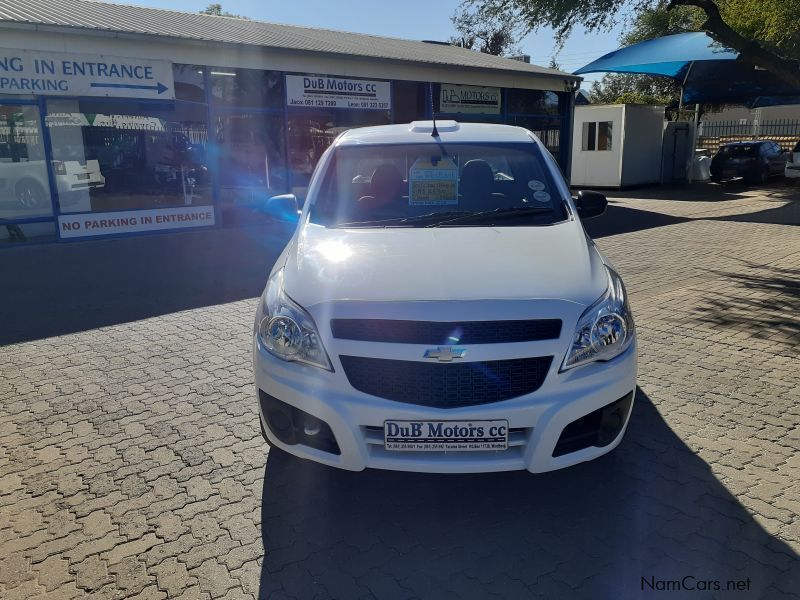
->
[330,210,472,228]
[428,206,554,227]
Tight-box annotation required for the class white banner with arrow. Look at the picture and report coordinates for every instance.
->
[0,48,174,99]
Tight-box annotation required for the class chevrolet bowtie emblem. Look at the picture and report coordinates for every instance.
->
[423,347,467,362]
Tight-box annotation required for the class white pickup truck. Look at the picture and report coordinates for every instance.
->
[0,142,104,215]
[253,121,637,473]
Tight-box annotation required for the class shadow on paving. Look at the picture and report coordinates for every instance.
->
[582,202,690,239]
[693,263,800,343]
[710,199,800,226]
[0,224,292,346]
[258,389,800,600]
[607,180,800,203]
[583,182,798,238]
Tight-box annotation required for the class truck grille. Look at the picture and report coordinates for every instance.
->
[331,319,561,344]
[339,355,552,408]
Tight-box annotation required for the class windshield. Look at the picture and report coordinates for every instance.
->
[720,144,758,157]
[309,142,568,227]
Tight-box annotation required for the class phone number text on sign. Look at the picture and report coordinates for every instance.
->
[286,75,391,110]
[410,181,458,204]
[408,156,459,205]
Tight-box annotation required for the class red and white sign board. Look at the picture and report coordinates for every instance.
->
[58,206,215,238]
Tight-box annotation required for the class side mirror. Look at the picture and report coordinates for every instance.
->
[265,193,300,223]
[574,190,608,219]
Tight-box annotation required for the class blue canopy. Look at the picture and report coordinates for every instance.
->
[575,32,800,107]
[575,32,738,80]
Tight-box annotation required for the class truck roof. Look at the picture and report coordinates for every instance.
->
[336,121,540,147]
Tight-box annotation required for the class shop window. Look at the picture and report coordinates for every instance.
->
[512,115,563,162]
[173,64,206,103]
[210,68,284,109]
[287,109,390,198]
[46,100,212,213]
[0,104,53,221]
[0,221,56,245]
[393,81,427,123]
[506,89,560,115]
[582,121,612,151]
[214,112,287,208]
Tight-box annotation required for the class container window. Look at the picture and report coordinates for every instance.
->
[582,121,596,151]
[598,121,613,151]
[582,121,612,151]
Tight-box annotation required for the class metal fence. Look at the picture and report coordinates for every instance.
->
[697,118,800,152]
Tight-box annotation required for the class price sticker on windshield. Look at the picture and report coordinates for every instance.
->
[408,156,459,205]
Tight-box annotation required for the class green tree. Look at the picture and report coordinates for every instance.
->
[589,2,697,104]
[590,73,678,104]
[449,6,522,56]
[463,0,800,87]
[199,3,249,19]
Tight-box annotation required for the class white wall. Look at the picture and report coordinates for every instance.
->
[620,105,665,186]
[570,105,624,187]
[703,105,800,123]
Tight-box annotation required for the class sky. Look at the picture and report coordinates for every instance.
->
[112,0,625,88]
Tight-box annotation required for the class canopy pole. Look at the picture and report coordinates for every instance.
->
[688,103,700,184]
[678,60,694,114]
[681,61,695,183]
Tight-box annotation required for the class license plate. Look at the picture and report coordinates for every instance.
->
[77,173,90,180]
[384,420,508,451]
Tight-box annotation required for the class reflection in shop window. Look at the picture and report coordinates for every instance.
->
[513,115,563,164]
[393,81,427,123]
[0,104,53,221]
[46,100,212,213]
[173,63,206,102]
[210,68,284,108]
[287,110,390,198]
[214,112,287,209]
[506,89,560,115]
[0,221,56,245]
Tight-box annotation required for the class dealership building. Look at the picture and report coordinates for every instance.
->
[0,0,580,244]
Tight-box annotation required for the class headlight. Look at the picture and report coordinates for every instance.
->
[255,269,333,371]
[561,267,635,371]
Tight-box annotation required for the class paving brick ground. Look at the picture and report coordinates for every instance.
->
[1,181,799,599]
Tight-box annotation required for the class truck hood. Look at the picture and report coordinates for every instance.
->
[282,221,609,308]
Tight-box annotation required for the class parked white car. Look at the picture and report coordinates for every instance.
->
[0,149,104,212]
[253,121,637,473]
[785,141,800,179]
[52,159,105,194]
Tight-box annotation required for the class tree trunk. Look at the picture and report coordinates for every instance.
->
[669,0,800,88]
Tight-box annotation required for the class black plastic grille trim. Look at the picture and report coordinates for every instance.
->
[339,355,553,408]
[331,319,562,344]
